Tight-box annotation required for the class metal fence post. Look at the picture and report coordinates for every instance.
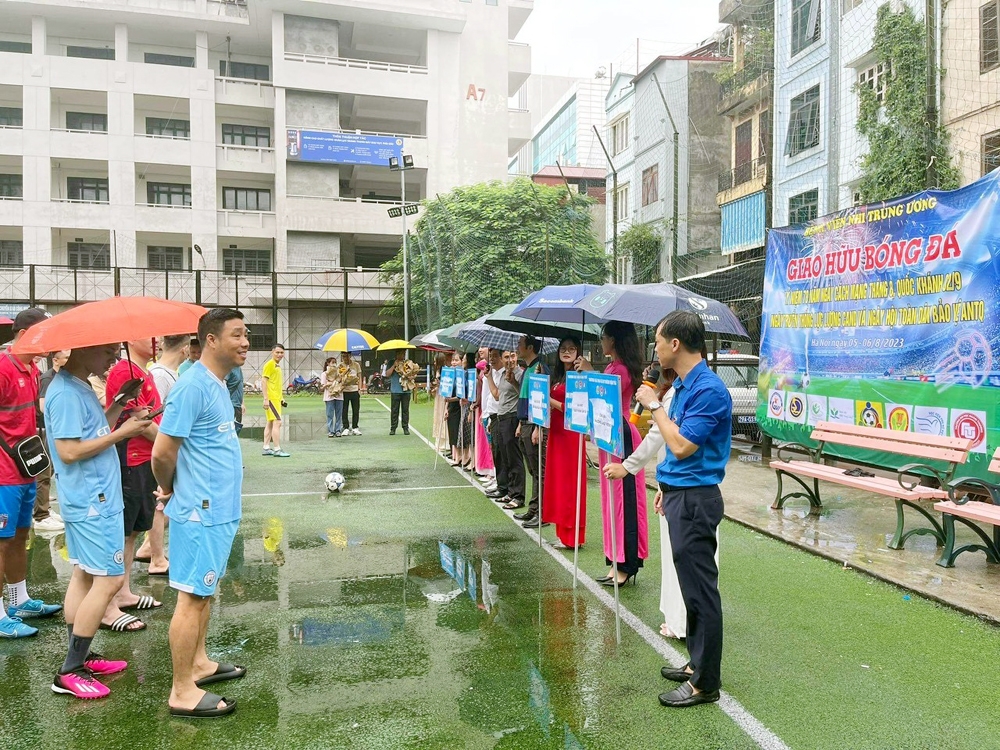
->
[28,265,35,306]
[114,266,121,296]
[342,270,348,328]
[195,269,202,305]
[271,271,278,340]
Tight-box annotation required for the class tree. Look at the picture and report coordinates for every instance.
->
[380,178,608,331]
[620,222,663,285]
[855,3,959,203]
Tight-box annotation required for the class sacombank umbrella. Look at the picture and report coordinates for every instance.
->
[510,284,605,326]
[484,304,602,340]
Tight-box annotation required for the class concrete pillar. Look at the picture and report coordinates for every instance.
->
[114,23,128,62]
[31,16,45,56]
[196,31,209,70]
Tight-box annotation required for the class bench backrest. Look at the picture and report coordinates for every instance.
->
[811,421,972,465]
[991,447,1000,475]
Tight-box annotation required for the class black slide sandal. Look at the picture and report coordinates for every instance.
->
[169,692,236,718]
[195,664,246,688]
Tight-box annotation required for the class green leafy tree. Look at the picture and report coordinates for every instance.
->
[380,178,608,331]
[856,3,959,203]
[620,222,663,285]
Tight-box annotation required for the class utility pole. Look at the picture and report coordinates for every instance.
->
[925,0,940,189]
[652,73,680,283]
[593,125,618,283]
[388,155,416,342]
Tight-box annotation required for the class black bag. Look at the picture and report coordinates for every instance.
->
[0,433,50,478]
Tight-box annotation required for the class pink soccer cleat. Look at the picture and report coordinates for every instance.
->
[51,669,111,699]
[85,653,128,676]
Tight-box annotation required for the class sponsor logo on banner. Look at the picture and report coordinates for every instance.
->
[914,406,949,436]
[886,404,913,432]
[786,392,807,424]
[951,410,988,453]
[855,400,885,429]
[806,395,828,426]
[827,397,854,425]
[768,390,785,420]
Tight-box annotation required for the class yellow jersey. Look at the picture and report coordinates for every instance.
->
[262,359,283,403]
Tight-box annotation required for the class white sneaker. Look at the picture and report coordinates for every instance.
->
[353,428,362,436]
[33,516,64,532]
[48,511,64,524]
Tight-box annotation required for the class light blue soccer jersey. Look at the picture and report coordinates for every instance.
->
[43,370,123,523]
[159,361,243,526]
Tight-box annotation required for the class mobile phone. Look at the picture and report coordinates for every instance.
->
[144,404,166,420]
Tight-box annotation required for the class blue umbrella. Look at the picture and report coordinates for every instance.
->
[485,303,603,340]
[574,283,750,337]
[510,284,605,326]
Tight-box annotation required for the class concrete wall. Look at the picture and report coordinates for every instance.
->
[286,230,341,269]
[286,162,340,197]
[686,62,728,265]
[284,15,339,58]
[284,89,340,130]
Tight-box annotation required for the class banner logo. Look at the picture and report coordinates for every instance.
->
[953,412,985,446]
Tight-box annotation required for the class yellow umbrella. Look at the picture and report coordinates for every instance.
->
[376,339,417,352]
[315,328,381,352]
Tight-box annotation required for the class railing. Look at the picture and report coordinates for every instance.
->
[718,63,772,108]
[137,202,193,209]
[52,197,110,204]
[217,144,275,163]
[718,156,769,192]
[0,124,23,130]
[218,209,275,227]
[286,194,405,206]
[285,125,427,141]
[283,52,429,75]
[136,133,191,141]
[0,195,23,201]
[50,128,108,134]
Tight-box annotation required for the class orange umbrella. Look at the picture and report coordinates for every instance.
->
[12,296,208,355]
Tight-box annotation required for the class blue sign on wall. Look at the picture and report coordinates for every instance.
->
[286,129,403,166]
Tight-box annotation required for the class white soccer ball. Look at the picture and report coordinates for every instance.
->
[324,472,346,493]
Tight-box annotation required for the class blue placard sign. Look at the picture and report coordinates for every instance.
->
[587,372,624,457]
[455,368,466,400]
[528,374,550,428]
[564,372,590,435]
[439,367,456,399]
[286,129,403,166]
[466,369,478,402]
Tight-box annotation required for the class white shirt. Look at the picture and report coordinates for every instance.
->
[481,369,501,417]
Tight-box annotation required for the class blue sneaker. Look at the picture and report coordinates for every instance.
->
[0,615,39,638]
[7,599,63,619]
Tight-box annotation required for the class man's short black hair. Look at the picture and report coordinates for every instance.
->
[656,310,705,354]
[272,343,285,351]
[522,335,541,354]
[162,334,189,350]
[189,337,201,348]
[197,308,244,346]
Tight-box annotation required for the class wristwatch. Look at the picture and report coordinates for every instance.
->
[648,399,663,412]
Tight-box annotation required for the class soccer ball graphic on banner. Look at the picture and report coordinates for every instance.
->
[325,472,346,493]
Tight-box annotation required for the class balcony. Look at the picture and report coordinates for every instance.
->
[508,41,531,97]
[135,203,195,233]
[508,108,531,157]
[216,144,275,174]
[0,196,23,226]
[279,53,431,101]
[275,269,393,305]
[49,129,110,160]
[717,156,769,206]
[283,196,415,236]
[718,64,772,116]
[719,0,759,25]
[217,209,276,238]
[509,0,534,38]
[49,199,112,229]
[215,77,274,110]
[0,126,23,156]
[134,134,192,165]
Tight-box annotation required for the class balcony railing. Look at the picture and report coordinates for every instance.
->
[718,62,772,113]
[283,52,429,75]
[718,156,768,192]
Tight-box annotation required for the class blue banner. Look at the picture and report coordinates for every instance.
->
[564,373,590,435]
[586,372,624,457]
[455,368,466,400]
[759,171,1000,477]
[528,374,550,428]
[466,369,478,402]
[286,129,403,166]
[439,367,456,399]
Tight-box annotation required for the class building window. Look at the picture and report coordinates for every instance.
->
[789,188,819,224]
[219,60,269,81]
[611,115,630,157]
[984,129,1000,175]
[65,111,108,132]
[857,61,891,105]
[758,109,771,158]
[784,85,821,157]
[147,182,191,206]
[982,1,1000,73]
[223,247,272,275]
[841,0,863,12]
[791,0,822,56]
[147,245,184,270]
[221,124,271,148]
[222,187,271,211]
[0,240,23,267]
[0,41,31,54]
[66,46,114,60]
[67,177,109,203]
[248,323,276,350]
[0,174,22,198]
[614,184,630,222]
[146,117,190,138]
[67,241,110,269]
[641,165,659,206]
[734,119,754,184]
[144,52,195,68]
[531,98,577,172]
[0,107,23,127]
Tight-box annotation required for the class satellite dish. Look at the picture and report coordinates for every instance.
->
[595,66,607,79]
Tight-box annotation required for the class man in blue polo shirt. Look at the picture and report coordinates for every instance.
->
[152,308,247,719]
[636,310,732,708]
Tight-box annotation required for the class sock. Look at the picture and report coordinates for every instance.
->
[67,623,75,640]
[7,580,29,608]
[0,595,4,617]
[61,633,94,674]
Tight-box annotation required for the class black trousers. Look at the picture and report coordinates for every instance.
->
[495,413,524,502]
[520,420,546,514]
[390,392,410,431]
[343,391,361,429]
[489,416,507,495]
[662,484,724,693]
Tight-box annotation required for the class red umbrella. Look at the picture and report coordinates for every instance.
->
[0,317,12,325]
[12,296,207,355]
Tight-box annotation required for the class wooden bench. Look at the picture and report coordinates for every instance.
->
[934,448,1000,568]
[773,421,973,550]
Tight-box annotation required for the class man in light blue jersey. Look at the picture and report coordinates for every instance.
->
[152,308,247,719]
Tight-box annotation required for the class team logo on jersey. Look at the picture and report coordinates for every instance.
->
[203,570,217,587]
[113,550,124,565]
[0,514,7,530]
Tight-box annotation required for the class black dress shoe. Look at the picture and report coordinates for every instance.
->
[390,431,396,435]
[513,510,535,521]
[661,664,694,683]
[485,490,504,499]
[522,517,549,529]
[658,681,720,708]
[403,429,410,435]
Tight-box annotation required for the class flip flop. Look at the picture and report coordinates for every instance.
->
[100,614,146,632]
[195,663,246,688]
[147,568,169,577]
[169,691,237,718]
[120,596,162,611]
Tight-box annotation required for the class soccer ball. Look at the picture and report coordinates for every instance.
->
[324,472,346,493]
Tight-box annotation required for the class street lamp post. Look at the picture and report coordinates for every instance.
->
[388,154,416,343]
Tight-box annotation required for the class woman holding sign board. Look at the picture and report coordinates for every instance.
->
[576,321,649,587]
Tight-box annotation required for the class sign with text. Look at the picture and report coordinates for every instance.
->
[586,372,624,457]
[455,368,466,400]
[286,129,403,166]
[759,171,1000,478]
[564,373,590,435]
[466,369,478,402]
[528,374,550,428]
[439,367,456,399]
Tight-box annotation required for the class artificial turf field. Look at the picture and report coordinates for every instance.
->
[2,394,999,749]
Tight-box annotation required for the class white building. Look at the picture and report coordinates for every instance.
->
[0,0,533,371]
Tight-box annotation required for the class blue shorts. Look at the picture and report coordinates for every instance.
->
[0,483,36,538]
[65,510,126,577]
[169,519,239,597]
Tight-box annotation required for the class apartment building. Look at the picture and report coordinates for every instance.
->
[0,0,532,370]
